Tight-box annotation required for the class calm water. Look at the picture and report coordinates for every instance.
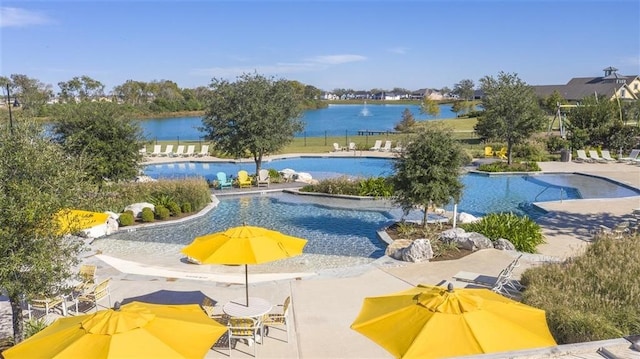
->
[139,103,461,141]
[143,157,640,217]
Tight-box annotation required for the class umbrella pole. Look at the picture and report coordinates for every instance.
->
[245,264,249,307]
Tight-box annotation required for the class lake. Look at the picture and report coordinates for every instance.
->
[139,103,464,141]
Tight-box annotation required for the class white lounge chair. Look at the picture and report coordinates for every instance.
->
[257,169,270,187]
[600,150,616,162]
[171,145,185,157]
[332,143,343,152]
[150,145,162,157]
[159,144,173,157]
[453,255,524,297]
[347,142,356,151]
[619,149,640,163]
[574,149,592,162]
[183,145,195,157]
[380,140,392,152]
[588,150,608,163]
[369,140,382,151]
[196,145,209,157]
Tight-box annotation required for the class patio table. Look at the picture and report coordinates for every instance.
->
[223,297,273,318]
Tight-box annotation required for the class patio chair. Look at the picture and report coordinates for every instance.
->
[574,149,592,162]
[216,172,233,190]
[27,296,68,320]
[257,169,270,188]
[237,170,253,188]
[619,149,640,163]
[159,144,174,157]
[196,145,210,157]
[380,140,392,152]
[228,317,261,357]
[201,296,228,323]
[78,264,97,287]
[495,147,507,160]
[138,147,147,157]
[262,296,291,343]
[369,140,382,151]
[600,150,616,162]
[74,278,111,313]
[150,145,162,157]
[183,145,195,157]
[588,150,608,163]
[453,255,524,297]
[347,142,356,151]
[332,143,343,152]
[484,146,494,158]
[171,145,185,157]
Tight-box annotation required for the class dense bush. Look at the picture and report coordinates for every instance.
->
[477,161,541,172]
[267,168,282,183]
[545,135,570,153]
[358,177,393,198]
[460,212,544,253]
[88,178,211,214]
[181,202,192,213]
[118,212,135,226]
[154,205,170,220]
[141,207,155,222]
[511,140,548,162]
[167,201,182,216]
[521,234,640,344]
[300,176,361,196]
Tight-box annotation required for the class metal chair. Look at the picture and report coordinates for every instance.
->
[262,296,291,343]
[27,296,67,320]
[228,317,261,357]
[75,278,111,313]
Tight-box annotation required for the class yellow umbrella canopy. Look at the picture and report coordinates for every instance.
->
[2,301,227,359]
[351,284,557,359]
[181,224,307,305]
[56,209,109,235]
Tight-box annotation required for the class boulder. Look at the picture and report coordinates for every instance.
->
[452,232,492,251]
[105,212,119,235]
[124,202,155,218]
[458,212,480,224]
[493,238,516,251]
[439,228,467,243]
[386,239,413,259]
[295,172,314,184]
[400,238,433,263]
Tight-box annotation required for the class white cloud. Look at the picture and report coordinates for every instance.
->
[191,54,366,78]
[0,7,52,28]
[388,47,408,55]
[307,54,367,64]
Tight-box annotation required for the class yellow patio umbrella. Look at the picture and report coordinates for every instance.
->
[351,284,557,359]
[55,209,109,235]
[181,224,307,306]
[2,301,227,359]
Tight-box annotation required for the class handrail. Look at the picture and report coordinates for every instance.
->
[534,186,564,203]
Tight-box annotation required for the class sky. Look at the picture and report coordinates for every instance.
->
[1,0,639,94]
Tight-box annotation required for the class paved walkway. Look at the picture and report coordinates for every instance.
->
[2,156,640,358]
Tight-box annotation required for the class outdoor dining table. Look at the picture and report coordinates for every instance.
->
[223,297,273,318]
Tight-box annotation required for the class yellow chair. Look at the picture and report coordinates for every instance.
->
[28,296,67,320]
[262,296,291,343]
[495,147,508,160]
[228,317,261,357]
[75,278,111,313]
[484,146,494,158]
[237,170,253,188]
[78,264,96,286]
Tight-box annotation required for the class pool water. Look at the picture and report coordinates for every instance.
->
[92,193,397,272]
[143,157,395,181]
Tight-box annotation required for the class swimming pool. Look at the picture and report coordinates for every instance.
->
[143,157,395,181]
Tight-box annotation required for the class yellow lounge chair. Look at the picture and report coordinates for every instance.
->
[237,170,253,188]
[495,147,507,160]
[484,146,494,158]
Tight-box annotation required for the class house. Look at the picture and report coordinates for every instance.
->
[533,67,639,102]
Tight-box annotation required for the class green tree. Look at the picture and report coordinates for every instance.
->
[50,102,145,183]
[420,97,441,118]
[201,72,304,174]
[541,90,567,115]
[453,79,475,101]
[57,75,105,103]
[390,125,465,227]
[566,95,617,150]
[476,72,545,164]
[395,108,416,132]
[0,120,93,343]
[7,74,53,115]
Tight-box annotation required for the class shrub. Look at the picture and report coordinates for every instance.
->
[141,207,155,222]
[167,201,182,216]
[149,193,175,208]
[477,161,541,172]
[521,234,640,344]
[118,212,135,226]
[181,202,192,213]
[154,205,170,220]
[460,212,544,253]
[24,318,48,338]
[358,177,393,198]
[300,176,360,196]
[545,135,570,153]
[511,140,548,162]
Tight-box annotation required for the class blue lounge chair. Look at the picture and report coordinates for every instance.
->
[216,172,233,190]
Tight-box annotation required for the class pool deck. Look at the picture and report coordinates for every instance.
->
[2,154,640,358]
